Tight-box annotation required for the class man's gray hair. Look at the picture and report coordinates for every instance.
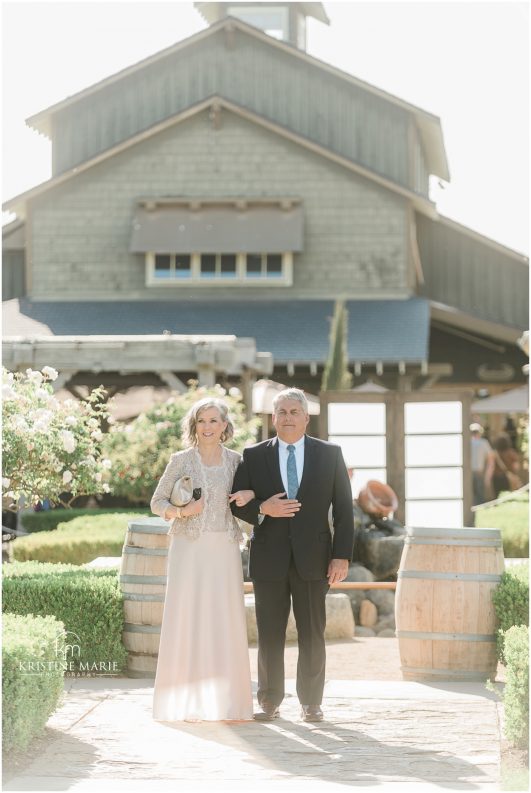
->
[272,387,309,414]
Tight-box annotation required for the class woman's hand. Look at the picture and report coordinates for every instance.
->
[229,489,255,507]
[182,495,205,517]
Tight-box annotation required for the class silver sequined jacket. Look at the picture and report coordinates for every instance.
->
[150,445,243,542]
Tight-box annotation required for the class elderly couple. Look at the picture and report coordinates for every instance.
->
[151,388,354,723]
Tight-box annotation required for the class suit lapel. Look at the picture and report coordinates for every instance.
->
[265,437,285,494]
[296,434,317,499]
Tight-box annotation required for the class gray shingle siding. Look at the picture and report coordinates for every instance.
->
[51,28,420,195]
[30,109,410,301]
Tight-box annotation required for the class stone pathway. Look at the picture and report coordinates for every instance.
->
[4,676,502,791]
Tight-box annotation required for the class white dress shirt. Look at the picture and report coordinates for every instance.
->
[277,435,305,495]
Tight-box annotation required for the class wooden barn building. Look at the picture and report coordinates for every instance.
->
[3,1,528,405]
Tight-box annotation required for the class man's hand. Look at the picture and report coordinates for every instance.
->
[229,489,255,507]
[327,558,349,585]
[260,492,301,518]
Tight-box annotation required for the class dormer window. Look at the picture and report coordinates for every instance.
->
[131,197,302,289]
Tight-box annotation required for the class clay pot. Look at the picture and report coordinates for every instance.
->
[358,480,398,518]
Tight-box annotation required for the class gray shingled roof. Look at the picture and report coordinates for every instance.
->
[3,298,429,364]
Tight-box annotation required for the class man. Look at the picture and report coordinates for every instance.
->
[470,422,495,507]
[230,388,354,722]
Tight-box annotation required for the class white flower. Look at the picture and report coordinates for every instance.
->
[54,462,63,473]
[2,371,14,384]
[25,369,43,386]
[65,415,77,427]
[42,366,58,381]
[94,472,102,482]
[60,430,76,454]
[102,483,111,493]
[90,429,103,441]
[229,387,242,398]
[2,384,15,401]
[35,387,52,401]
[62,470,73,485]
[101,458,112,470]
[2,477,10,489]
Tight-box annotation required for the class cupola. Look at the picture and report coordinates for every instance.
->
[194,2,329,51]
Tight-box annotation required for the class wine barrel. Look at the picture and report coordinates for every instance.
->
[395,526,504,681]
[119,517,169,678]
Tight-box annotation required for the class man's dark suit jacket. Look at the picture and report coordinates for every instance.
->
[230,435,354,581]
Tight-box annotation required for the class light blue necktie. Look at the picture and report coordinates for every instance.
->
[286,444,299,499]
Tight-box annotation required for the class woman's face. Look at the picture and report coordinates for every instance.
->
[195,406,227,445]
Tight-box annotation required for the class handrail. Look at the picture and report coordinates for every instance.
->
[243,581,396,593]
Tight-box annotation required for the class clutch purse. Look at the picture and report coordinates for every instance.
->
[169,475,194,507]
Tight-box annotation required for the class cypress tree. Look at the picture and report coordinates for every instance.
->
[321,300,353,391]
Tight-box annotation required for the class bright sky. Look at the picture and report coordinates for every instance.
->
[2,0,529,255]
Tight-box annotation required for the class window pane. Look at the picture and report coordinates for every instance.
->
[174,254,191,278]
[406,500,463,529]
[406,467,463,499]
[405,401,462,434]
[328,403,386,435]
[329,435,386,467]
[220,254,236,278]
[246,253,262,277]
[200,254,216,278]
[266,254,282,277]
[351,469,387,499]
[405,435,463,466]
[154,254,171,278]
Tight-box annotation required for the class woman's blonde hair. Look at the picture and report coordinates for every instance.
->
[181,397,235,447]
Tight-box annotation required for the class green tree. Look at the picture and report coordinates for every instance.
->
[321,300,353,391]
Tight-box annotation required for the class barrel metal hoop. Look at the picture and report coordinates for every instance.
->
[120,574,167,584]
[123,546,168,556]
[397,571,501,582]
[122,593,165,602]
[405,538,503,547]
[128,523,169,534]
[400,665,494,679]
[124,623,161,634]
[406,528,501,540]
[397,630,495,642]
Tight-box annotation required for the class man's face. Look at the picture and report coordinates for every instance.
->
[272,398,309,443]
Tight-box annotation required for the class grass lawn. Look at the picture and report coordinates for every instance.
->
[475,493,529,558]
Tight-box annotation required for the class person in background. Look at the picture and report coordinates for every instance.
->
[470,423,495,506]
[491,431,523,498]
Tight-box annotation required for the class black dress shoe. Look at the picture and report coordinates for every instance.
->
[253,702,280,721]
[301,705,324,722]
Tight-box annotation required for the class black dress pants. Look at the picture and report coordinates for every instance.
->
[253,554,330,707]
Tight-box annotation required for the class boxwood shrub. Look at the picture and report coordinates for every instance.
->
[3,613,65,752]
[3,561,128,675]
[12,513,149,565]
[502,625,529,749]
[492,562,529,664]
[20,507,150,534]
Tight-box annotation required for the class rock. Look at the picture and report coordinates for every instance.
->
[359,599,378,627]
[367,589,395,616]
[374,616,396,633]
[245,593,354,643]
[356,528,406,580]
[335,563,374,623]
[354,626,376,637]
[377,629,396,638]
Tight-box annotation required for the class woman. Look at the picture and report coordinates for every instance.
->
[151,397,254,722]
[491,432,522,498]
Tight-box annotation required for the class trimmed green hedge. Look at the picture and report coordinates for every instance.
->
[20,507,151,534]
[502,625,529,749]
[3,562,128,675]
[492,562,529,664]
[3,613,65,752]
[12,513,149,564]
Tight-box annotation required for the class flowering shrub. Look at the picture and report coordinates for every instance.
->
[2,367,112,510]
[104,383,260,504]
